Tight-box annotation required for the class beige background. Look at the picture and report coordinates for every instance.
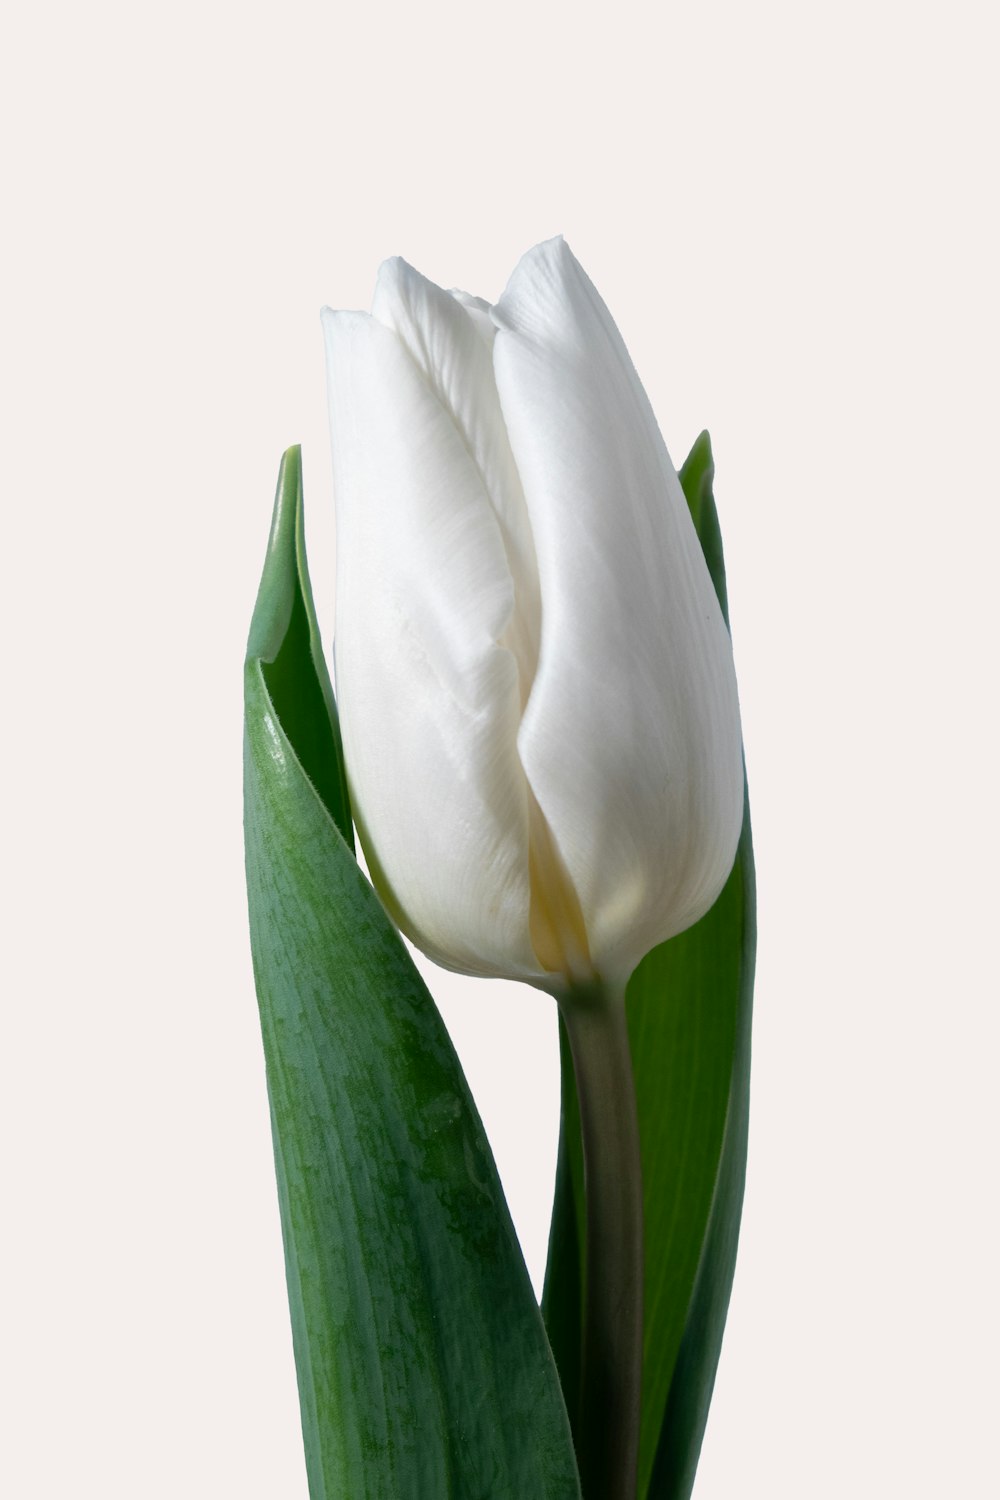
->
[2,1,997,1494]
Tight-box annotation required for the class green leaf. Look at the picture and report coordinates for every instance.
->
[244,449,581,1500]
[247,445,353,847]
[541,432,756,1500]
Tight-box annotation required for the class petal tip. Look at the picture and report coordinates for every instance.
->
[374,253,412,289]
[493,235,581,332]
[320,308,378,362]
[373,254,428,308]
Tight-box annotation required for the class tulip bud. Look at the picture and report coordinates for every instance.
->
[322,237,743,991]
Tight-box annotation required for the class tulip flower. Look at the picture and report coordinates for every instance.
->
[321,237,743,994]
[245,239,753,1500]
[323,240,749,1500]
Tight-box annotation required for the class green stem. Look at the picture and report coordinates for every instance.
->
[559,979,643,1500]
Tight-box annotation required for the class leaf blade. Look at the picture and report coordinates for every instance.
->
[245,448,581,1499]
[541,432,756,1500]
[645,794,755,1499]
[641,432,755,1499]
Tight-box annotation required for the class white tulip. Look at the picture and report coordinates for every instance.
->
[322,237,743,992]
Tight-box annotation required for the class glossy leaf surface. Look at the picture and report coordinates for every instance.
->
[542,432,756,1500]
[244,448,581,1500]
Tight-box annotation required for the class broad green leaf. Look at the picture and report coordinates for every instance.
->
[245,448,581,1500]
[542,432,756,1500]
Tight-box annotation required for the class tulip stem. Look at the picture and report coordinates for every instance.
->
[560,979,643,1500]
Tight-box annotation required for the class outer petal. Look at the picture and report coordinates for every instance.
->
[322,306,539,980]
[492,238,744,983]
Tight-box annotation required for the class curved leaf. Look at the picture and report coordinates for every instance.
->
[644,797,754,1499]
[542,432,756,1500]
[244,448,581,1499]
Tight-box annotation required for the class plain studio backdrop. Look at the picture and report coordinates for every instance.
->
[2,1,997,1495]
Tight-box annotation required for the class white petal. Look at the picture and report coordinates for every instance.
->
[322,306,539,980]
[492,238,745,982]
[371,258,540,700]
